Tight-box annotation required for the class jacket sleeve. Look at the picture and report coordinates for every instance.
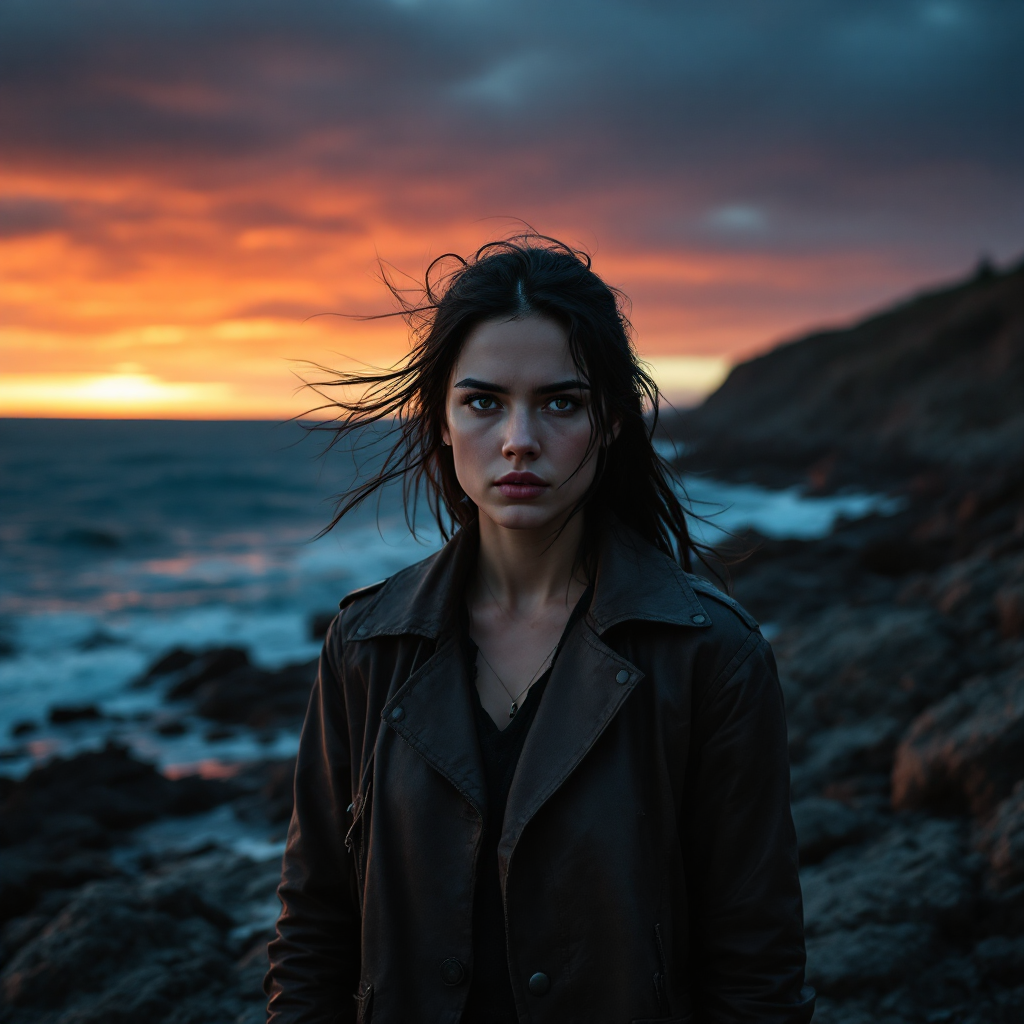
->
[684,629,815,1024]
[265,616,361,1024]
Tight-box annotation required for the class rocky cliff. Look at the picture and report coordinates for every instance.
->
[671,259,1024,491]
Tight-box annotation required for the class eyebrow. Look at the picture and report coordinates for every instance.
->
[453,377,590,395]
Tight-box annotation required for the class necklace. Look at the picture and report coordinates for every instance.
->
[475,641,558,719]
[471,572,562,718]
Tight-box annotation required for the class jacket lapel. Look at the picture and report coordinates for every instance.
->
[382,634,487,820]
[353,517,712,847]
[497,618,643,876]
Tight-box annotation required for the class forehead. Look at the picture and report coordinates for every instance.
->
[453,315,578,387]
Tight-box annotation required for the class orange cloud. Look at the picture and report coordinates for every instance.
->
[0,165,979,419]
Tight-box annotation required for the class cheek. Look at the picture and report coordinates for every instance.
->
[549,420,599,480]
[447,413,493,492]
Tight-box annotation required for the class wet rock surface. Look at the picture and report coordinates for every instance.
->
[719,478,1024,1020]
[677,263,1024,1020]
[0,739,297,1023]
[2,263,1021,1021]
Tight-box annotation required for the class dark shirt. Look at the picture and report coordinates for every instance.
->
[460,588,592,1024]
[462,662,549,1023]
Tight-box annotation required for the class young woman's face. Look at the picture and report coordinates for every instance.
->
[442,314,602,533]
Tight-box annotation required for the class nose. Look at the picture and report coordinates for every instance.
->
[501,404,539,463]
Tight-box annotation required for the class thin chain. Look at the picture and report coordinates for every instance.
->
[475,640,558,717]
[472,573,560,717]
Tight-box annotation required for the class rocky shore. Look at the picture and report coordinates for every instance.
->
[0,650,311,1024]
[677,260,1024,1022]
[1,261,1021,1022]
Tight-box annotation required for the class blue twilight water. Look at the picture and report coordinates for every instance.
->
[0,419,900,778]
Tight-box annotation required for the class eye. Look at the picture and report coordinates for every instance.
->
[546,396,578,413]
[467,394,499,411]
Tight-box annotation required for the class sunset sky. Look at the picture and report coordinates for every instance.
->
[2,0,1022,418]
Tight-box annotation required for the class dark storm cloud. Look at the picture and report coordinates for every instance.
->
[2,0,1021,259]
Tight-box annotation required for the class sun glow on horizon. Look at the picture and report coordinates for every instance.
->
[0,168,941,420]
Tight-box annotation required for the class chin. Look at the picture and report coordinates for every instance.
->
[478,501,576,533]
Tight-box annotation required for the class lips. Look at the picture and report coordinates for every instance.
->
[495,471,549,500]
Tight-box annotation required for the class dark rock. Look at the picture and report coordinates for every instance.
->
[0,743,234,837]
[975,780,1024,891]
[974,934,1024,984]
[994,584,1024,638]
[230,758,296,825]
[133,646,198,686]
[62,526,122,550]
[775,605,959,731]
[791,797,875,865]
[789,719,900,800]
[77,630,122,651]
[802,818,973,936]
[191,659,316,729]
[155,718,187,736]
[0,745,237,924]
[48,704,103,724]
[166,647,251,700]
[309,610,336,640]
[668,262,1024,488]
[0,890,74,968]
[806,921,935,997]
[801,818,974,996]
[9,721,36,738]
[0,875,228,1013]
[0,847,278,1022]
[896,953,983,1019]
[891,667,1024,816]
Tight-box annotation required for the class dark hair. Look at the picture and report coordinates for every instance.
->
[306,233,707,573]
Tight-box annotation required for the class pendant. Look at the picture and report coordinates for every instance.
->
[509,702,519,719]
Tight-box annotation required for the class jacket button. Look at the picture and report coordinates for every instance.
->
[439,958,465,986]
[390,706,405,722]
[615,669,630,684]
[692,613,706,624]
[528,972,550,996]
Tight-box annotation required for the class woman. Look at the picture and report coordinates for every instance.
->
[266,236,814,1024]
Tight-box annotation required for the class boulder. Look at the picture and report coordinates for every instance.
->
[973,934,1024,984]
[165,647,251,699]
[774,604,958,731]
[789,719,899,800]
[975,779,1024,891]
[791,796,875,865]
[309,611,336,640]
[48,704,103,724]
[891,668,1024,816]
[0,851,274,1023]
[191,659,317,729]
[806,921,934,997]
[801,817,973,938]
[0,745,236,923]
[801,818,973,996]
[133,643,316,729]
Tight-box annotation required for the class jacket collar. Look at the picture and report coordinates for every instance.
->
[342,517,712,643]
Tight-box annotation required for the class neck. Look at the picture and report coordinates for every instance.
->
[474,511,587,618]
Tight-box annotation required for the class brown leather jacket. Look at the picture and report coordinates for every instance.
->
[265,521,814,1024]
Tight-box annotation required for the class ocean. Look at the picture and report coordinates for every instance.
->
[0,418,899,780]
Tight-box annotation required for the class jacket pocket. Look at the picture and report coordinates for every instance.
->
[354,981,373,1024]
